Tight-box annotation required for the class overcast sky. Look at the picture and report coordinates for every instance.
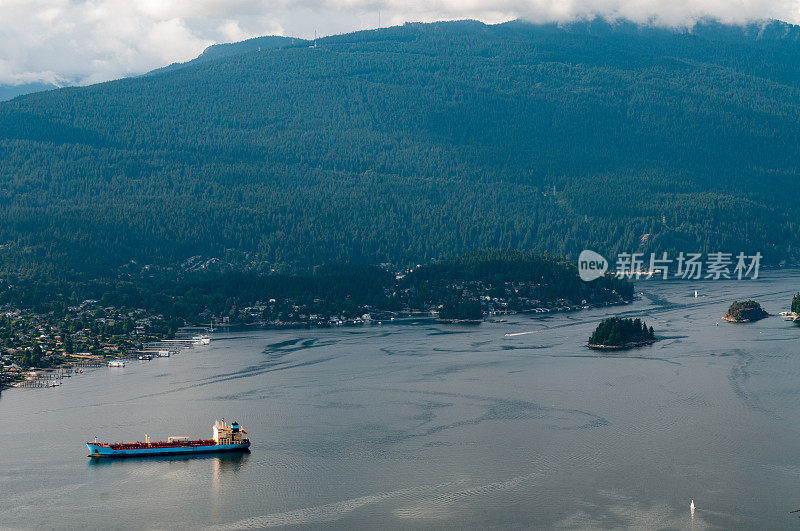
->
[1,0,799,87]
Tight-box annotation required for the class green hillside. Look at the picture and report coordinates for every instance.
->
[1,18,800,277]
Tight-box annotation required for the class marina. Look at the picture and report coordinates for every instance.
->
[13,366,95,388]
[5,332,211,390]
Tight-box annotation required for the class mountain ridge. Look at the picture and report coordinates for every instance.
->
[1,18,799,277]
[0,81,61,102]
[147,35,304,76]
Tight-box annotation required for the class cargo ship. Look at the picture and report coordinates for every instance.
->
[87,420,250,458]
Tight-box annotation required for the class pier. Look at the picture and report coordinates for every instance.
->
[10,334,210,390]
[15,367,94,388]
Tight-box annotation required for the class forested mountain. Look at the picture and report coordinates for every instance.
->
[2,18,800,278]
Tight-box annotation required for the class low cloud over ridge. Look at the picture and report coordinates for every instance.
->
[0,0,798,87]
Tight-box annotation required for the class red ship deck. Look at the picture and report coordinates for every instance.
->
[103,439,246,450]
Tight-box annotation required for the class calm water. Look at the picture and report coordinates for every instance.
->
[3,273,800,529]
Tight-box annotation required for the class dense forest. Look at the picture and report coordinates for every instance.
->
[724,300,769,322]
[438,297,484,322]
[402,251,632,310]
[1,19,800,278]
[588,317,656,348]
[0,264,394,322]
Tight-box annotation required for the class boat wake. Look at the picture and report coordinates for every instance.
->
[209,473,538,529]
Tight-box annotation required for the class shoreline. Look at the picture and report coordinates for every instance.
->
[2,300,632,392]
[1,337,207,392]
[586,338,658,351]
[226,299,633,330]
[1,356,105,391]
[722,313,770,323]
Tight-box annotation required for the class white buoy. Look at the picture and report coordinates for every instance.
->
[690,500,695,515]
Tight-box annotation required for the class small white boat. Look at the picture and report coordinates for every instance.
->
[107,360,125,367]
[192,335,211,345]
[690,500,695,515]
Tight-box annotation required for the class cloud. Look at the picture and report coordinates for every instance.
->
[0,0,798,87]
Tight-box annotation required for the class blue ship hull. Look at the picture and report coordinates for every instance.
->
[87,442,250,458]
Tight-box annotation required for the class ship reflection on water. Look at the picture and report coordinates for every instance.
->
[213,451,249,482]
[86,451,249,469]
[212,450,249,505]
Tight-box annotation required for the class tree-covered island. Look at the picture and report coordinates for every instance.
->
[723,300,769,323]
[788,293,800,322]
[587,317,656,350]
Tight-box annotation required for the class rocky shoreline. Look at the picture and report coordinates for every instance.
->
[586,338,658,351]
[722,313,770,323]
